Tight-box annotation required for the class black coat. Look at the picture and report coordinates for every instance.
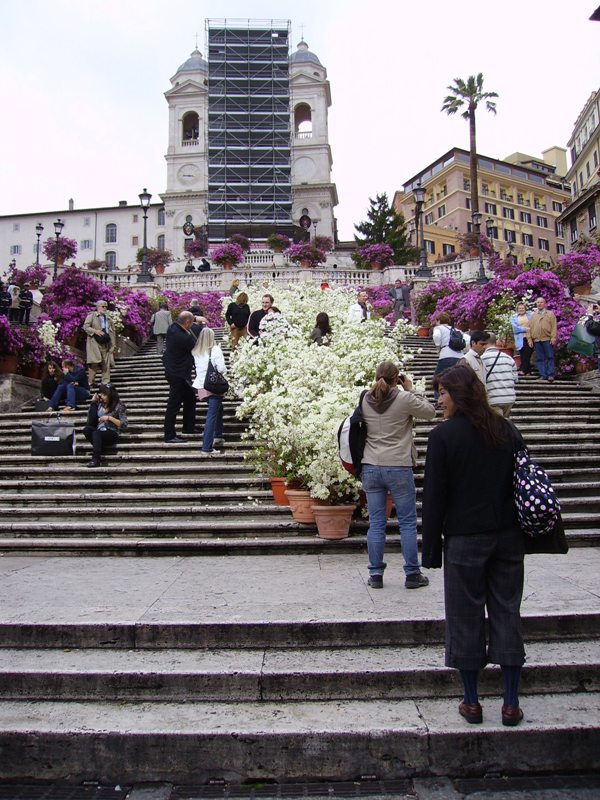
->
[225,302,251,329]
[247,309,266,337]
[162,322,201,379]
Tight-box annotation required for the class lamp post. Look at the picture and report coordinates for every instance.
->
[52,219,64,281]
[525,255,534,267]
[35,223,44,266]
[312,219,318,241]
[471,210,488,284]
[486,217,494,255]
[413,183,432,278]
[137,188,153,283]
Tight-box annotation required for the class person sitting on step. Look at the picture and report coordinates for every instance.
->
[83,383,128,468]
[40,360,63,401]
[47,358,90,413]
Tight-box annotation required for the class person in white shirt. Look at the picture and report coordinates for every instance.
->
[461,331,489,384]
[432,313,464,377]
[480,332,518,417]
[347,290,371,324]
[192,328,227,455]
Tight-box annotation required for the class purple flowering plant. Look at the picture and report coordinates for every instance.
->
[41,267,112,341]
[156,290,229,328]
[6,264,50,288]
[266,232,291,251]
[228,234,251,252]
[210,242,244,266]
[314,235,334,253]
[42,236,78,262]
[184,239,206,258]
[115,288,153,345]
[357,243,395,267]
[553,244,600,287]
[285,242,327,267]
[0,315,24,356]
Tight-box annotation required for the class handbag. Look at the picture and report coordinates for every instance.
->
[567,320,596,357]
[31,416,77,456]
[203,357,229,396]
[93,332,111,346]
[34,399,50,412]
[508,425,560,538]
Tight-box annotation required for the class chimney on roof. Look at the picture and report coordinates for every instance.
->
[118,200,128,207]
[68,198,74,211]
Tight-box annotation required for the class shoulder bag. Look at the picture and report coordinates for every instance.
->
[204,357,229,396]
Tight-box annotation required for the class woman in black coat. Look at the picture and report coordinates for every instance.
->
[40,361,62,400]
[225,291,250,349]
[421,364,567,728]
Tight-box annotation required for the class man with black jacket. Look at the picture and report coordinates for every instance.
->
[163,310,205,443]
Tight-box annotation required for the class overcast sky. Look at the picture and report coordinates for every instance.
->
[1,0,599,240]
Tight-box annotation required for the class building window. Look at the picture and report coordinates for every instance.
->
[481,183,489,195]
[484,202,496,215]
[586,162,591,178]
[555,221,563,237]
[570,219,578,243]
[517,193,525,205]
[580,173,584,189]
[536,216,548,228]
[463,178,470,191]
[10,245,22,255]
[132,236,139,246]
[157,234,165,250]
[466,197,471,209]
[105,223,117,243]
[502,207,515,220]
[80,239,93,250]
[595,151,599,168]
[182,111,200,142]
[158,208,165,226]
[425,212,434,225]
[84,217,91,227]
[442,243,455,256]
[487,225,498,239]
[437,204,446,219]
[504,230,516,244]
[105,251,117,269]
[522,233,534,246]
[552,201,563,212]
[534,198,544,210]
[425,240,435,255]
[519,211,531,223]
[538,238,550,251]
[13,223,20,232]
[589,205,597,230]
[132,214,138,224]
[556,243,566,255]
[294,103,312,137]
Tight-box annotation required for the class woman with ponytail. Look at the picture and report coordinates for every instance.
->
[361,360,436,590]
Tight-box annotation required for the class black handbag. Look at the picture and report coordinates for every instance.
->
[93,332,111,346]
[203,358,229,396]
[34,399,50,412]
[31,416,76,456]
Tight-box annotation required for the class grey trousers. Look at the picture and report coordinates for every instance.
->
[443,526,525,671]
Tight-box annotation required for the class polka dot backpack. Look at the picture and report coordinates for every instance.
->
[512,440,561,538]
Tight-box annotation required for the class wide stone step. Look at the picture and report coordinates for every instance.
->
[0,693,598,783]
[1,638,598,702]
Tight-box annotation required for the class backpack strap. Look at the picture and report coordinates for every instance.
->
[486,350,501,378]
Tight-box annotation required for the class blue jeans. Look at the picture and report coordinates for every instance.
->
[534,340,555,379]
[202,395,223,452]
[361,464,420,577]
[49,383,90,410]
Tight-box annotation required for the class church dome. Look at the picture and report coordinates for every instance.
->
[176,48,208,73]
[290,40,322,66]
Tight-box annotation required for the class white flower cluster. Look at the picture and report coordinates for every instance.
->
[230,281,417,502]
[37,320,60,349]
[106,301,128,336]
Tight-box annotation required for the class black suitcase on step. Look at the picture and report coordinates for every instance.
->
[31,417,76,456]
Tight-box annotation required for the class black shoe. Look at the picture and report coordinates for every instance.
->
[164,436,186,444]
[86,459,100,468]
[405,571,429,589]
[181,428,198,434]
[368,575,383,589]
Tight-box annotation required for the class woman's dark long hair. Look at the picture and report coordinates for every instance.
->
[43,360,62,382]
[432,364,508,447]
[315,312,332,336]
[98,383,121,412]
[370,360,399,405]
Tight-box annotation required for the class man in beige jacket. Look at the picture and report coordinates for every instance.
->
[83,300,116,386]
[528,296,557,382]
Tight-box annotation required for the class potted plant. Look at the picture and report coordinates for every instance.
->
[266,232,291,253]
[42,236,78,265]
[184,239,205,258]
[6,263,50,289]
[0,316,24,373]
[86,259,107,272]
[210,242,244,270]
[136,247,173,274]
[356,243,395,270]
[285,242,327,268]
[554,244,600,293]
[228,233,251,252]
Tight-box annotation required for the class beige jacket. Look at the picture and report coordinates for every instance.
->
[362,389,436,468]
[462,349,486,384]
[83,310,116,365]
[528,309,557,343]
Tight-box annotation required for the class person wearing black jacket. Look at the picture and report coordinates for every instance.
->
[162,310,204,443]
[47,358,90,412]
[19,284,34,325]
[225,291,250,349]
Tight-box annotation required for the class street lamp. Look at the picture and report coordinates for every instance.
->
[525,255,534,267]
[137,188,154,283]
[413,183,432,278]
[312,219,318,241]
[471,210,488,284]
[52,219,64,281]
[35,223,44,266]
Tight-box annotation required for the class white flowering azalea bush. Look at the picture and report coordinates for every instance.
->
[230,282,418,503]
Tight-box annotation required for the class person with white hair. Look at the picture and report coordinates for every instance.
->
[83,299,115,386]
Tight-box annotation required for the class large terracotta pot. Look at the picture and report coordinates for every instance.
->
[284,489,326,523]
[0,354,18,374]
[57,256,65,266]
[417,326,431,338]
[498,346,514,357]
[300,259,312,269]
[573,283,592,296]
[221,261,233,271]
[270,477,289,506]
[312,504,355,540]
[155,264,166,275]
[370,261,382,271]
[21,363,43,379]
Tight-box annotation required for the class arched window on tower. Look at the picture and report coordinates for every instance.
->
[157,234,165,250]
[294,103,313,139]
[182,112,199,145]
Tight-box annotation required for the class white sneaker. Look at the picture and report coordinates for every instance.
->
[200,449,218,456]
[213,438,224,445]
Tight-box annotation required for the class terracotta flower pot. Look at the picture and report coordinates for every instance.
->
[370,261,382,271]
[417,326,431,338]
[284,489,326,523]
[312,504,355,540]
[221,261,233,271]
[21,363,43,379]
[270,477,289,506]
[0,354,18,374]
[155,264,166,275]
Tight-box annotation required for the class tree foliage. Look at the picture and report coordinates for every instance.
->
[354,192,417,265]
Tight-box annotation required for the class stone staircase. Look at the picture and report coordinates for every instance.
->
[0,333,599,784]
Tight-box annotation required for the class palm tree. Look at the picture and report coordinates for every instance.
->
[441,74,498,217]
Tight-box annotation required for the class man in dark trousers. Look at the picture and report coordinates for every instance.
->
[19,283,34,325]
[163,310,205,443]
